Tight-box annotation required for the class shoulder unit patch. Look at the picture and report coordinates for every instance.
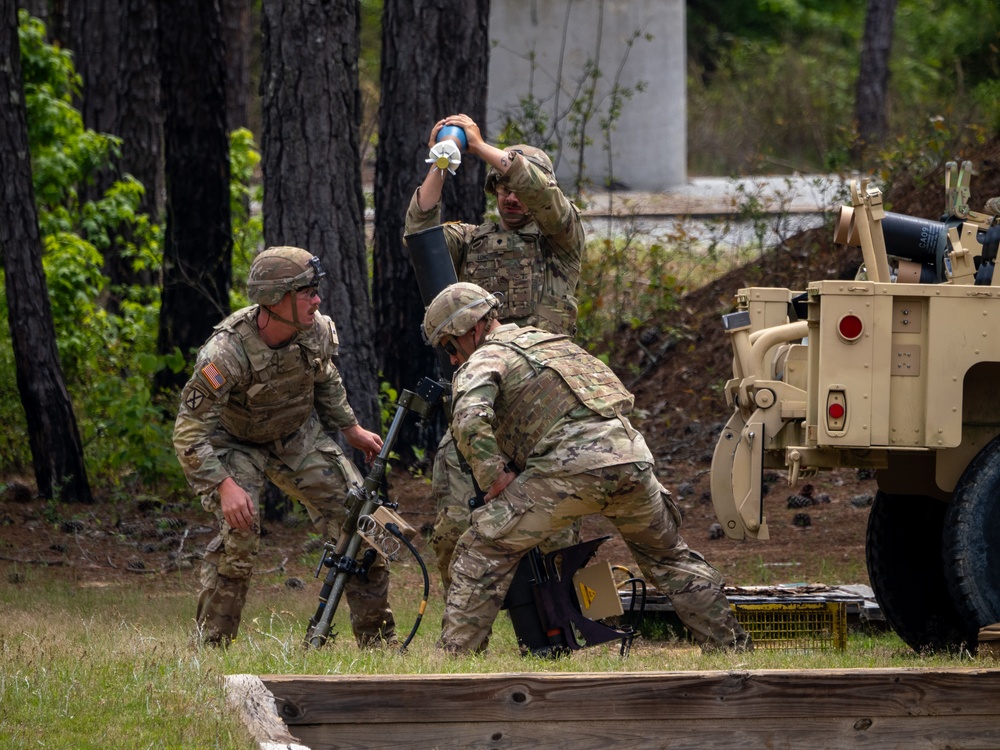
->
[184,386,208,412]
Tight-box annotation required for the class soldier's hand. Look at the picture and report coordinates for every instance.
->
[428,119,446,148]
[218,477,256,531]
[484,467,517,501]
[343,424,384,463]
[444,114,483,150]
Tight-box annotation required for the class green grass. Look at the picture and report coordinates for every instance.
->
[0,562,994,749]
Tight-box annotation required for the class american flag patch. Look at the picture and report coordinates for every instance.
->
[201,362,226,389]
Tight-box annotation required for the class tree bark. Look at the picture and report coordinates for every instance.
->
[221,0,251,132]
[68,0,120,143]
[65,0,162,302]
[854,0,898,160]
[260,0,380,441]
[17,1,46,23]
[46,0,68,46]
[155,0,232,394]
[113,0,161,288]
[0,0,93,503]
[373,0,490,461]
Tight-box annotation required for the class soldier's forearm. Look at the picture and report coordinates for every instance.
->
[416,169,446,211]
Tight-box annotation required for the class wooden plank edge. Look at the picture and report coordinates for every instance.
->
[225,674,312,750]
[260,667,1000,725]
[286,715,1000,750]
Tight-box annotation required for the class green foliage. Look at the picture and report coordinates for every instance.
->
[18,12,121,226]
[973,80,1000,135]
[2,14,179,495]
[688,35,858,175]
[873,114,988,201]
[496,91,555,155]
[0,292,27,474]
[687,0,999,175]
[687,0,863,77]
[379,380,399,435]
[893,0,1000,95]
[575,221,684,358]
[229,127,263,310]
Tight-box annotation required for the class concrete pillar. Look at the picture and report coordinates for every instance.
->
[487,0,686,191]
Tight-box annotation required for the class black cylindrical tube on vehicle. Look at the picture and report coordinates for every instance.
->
[880,212,949,266]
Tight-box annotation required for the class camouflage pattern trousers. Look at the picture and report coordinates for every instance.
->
[430,431,580,590]
[440,461,748,654]
[197,435,395,646]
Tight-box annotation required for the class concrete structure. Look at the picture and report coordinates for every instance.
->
[487,0,685,192]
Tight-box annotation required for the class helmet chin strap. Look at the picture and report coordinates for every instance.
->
[260,303,310,332]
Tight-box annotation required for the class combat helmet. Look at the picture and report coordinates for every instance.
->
[485,144,556,194]
[422,282,501,347]
[247,246,326,306]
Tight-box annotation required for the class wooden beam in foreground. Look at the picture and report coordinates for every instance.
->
[226,668,1000,750]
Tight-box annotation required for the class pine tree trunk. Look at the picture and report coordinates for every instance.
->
[68,0,120,142]
[373,0,490,462]
[0,0,93,503]
[221,0,251,132]
[260,0,380,442]
[155,0,232,394]
[855,0,898,160]
[113,0,161,290]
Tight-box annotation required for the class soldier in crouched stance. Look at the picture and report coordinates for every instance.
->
[173,246,392,647]
[422,282,751,654]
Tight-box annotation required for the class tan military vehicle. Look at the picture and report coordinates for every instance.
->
[710,162,1000,653]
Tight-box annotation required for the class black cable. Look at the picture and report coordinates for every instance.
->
[386,522,429,652]
[611,566,646,659]
[616,577,646,658]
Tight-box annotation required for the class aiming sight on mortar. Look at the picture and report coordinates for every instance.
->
[710,160,1000,656]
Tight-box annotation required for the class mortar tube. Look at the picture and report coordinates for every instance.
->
[836,205,949,280]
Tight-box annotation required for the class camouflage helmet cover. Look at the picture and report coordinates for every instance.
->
[485,144,556,194]
[422,282,501,347]
[246,246,326,306]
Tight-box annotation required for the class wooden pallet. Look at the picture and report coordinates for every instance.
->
[227,667,1000,749]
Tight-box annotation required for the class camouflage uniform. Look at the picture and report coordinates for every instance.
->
[406,149,586,586]
[173,306,394,646]
[440,323,750,654]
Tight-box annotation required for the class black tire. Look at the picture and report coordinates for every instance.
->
[866,491,977,653]
[944,435,1000,632]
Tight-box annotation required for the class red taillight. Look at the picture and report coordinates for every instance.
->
[838,314,864,342]
[827,390,847,432]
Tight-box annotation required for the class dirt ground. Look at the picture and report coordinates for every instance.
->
[2,138,999,595]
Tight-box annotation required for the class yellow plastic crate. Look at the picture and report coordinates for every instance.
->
[733,601,847,651]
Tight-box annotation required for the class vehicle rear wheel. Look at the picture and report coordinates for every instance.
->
[866,491,976,653]
[944,435,1000,633]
